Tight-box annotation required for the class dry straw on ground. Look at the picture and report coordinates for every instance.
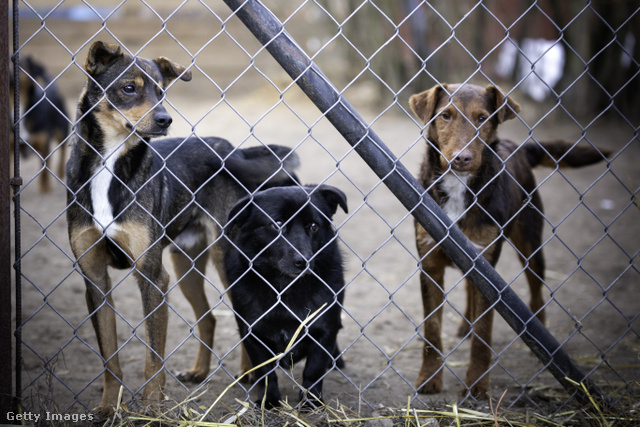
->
[19,300,640,426]
[106,383,640,427]
[102,312,639,427]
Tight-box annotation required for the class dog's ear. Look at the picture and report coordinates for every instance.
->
[485,85,521,123]
[312,185,348,217]
[409,84,447,123]
[225,196,253,234]
[154,57,192,87]
[85,41,123,77]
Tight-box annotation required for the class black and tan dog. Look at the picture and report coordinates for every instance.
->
[10,56,69,192]
[224,185,347,408]
[66,41,299,418]
[409,83,610,397]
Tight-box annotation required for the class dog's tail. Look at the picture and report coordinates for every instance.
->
[524,139,611,168]
[225,144,300,189]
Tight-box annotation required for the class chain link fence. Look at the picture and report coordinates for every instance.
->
[7,0,639,423]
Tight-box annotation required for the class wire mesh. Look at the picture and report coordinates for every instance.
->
[10,0,639,422]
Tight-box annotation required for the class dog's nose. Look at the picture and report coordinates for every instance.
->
[293,255,307,270]
[154,111,173,129]
[452,150,472,168]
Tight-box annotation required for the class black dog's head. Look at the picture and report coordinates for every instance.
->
[226,185,348,282]
[80,41,192,140]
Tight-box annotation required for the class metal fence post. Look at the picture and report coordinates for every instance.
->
[223,0,606,407]
[0,0,16,422]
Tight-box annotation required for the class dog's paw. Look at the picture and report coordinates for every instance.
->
[140,392,167,417]
[464,380,489,399]
[90,405,115,423]
[299,392,324,411]
[300,399,324,412]
[465,367,490,398]
[415,377,443,394]
[255,397,280,410]
[175,369,208,383]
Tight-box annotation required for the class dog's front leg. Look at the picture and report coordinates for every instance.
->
[30,132,52,193]
[456,281,473,337]
[135,260,170,412]
[171,247,215,383]
[243,338,281,408]
[464,238,501,398]
[210,243,254,380]
[85,276,123,418]
[245,364,281,410]
[415,233,448,394]
[71,230,123,419]
[300,339,333,409]
[256,365,280,409]
[465,282,493,398]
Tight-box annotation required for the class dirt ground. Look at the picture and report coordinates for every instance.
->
[11,3,640,423]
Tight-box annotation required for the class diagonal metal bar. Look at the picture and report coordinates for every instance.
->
[223,0,606,406]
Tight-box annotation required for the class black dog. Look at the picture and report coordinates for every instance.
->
[10,56,69,192]
[224,185,348,408]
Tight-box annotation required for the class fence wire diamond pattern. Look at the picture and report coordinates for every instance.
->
[9,0,639,424]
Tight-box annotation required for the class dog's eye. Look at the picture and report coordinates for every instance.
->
[478,115,487,124]
[308,223,319,232]
[271,221,283,230]
[441,112,451,122]
[122,85,136,95]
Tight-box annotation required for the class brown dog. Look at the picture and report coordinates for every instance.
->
[409,83,610,397]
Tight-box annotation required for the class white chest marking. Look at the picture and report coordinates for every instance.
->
[90,134,129,237]
[440,174,470,224]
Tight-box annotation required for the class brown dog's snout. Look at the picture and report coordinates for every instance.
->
[451,149,473,170]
